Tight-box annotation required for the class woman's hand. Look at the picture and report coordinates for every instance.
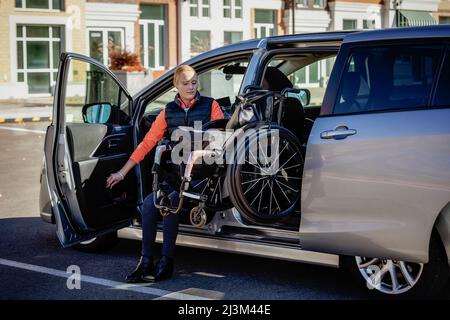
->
[106,171,125,189]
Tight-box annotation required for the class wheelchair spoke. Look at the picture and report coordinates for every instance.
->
[250,180,267,208]
[275,179,299,193]
[212,178,220,204]
[244,159,268,175]
[280,163,302,171]
[267,140,289,173]
[242,176,267,185]
[276,174,302,181]
[269,180,281,214]
[193,178,208,188]
[278,152,298,172]
[243,176,266,195]
[240,170,268,176]
[258,180,269,212]
[275,179,292,204]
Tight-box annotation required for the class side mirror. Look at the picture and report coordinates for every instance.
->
[298,89,311,107]
[82,102,112,124]
[281,88,311,107]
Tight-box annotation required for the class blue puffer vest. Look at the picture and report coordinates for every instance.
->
[165,92,213,137]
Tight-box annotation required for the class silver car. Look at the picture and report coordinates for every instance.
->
[40,25,450,298]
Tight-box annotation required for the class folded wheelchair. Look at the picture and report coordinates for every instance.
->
[151,88,306,228]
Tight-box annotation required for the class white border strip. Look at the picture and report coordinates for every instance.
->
[0,258,212,300]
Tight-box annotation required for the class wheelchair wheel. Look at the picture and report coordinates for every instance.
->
[227,125,303,224]
[191,171,233,211]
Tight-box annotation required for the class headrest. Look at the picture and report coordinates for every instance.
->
[263,67,293,92]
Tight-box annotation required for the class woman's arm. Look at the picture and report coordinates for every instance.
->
[106,109,167,189]
[106,159,137,189]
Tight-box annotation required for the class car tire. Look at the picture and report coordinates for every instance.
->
[343,230,449,298]
[73,231,119,253]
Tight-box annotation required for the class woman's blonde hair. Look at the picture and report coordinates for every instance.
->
[173,65,197,86]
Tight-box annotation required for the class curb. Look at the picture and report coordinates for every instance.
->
[0,116,52,123]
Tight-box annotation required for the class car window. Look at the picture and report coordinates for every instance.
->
[144,59,249,116]
[333,45,443,115]
[290,56,336,107]
[63,61,130,124]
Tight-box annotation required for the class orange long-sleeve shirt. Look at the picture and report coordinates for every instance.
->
[130,97,224,164]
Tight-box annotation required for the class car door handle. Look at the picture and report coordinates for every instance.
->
[107,139,120,149]
[320,127,357,140]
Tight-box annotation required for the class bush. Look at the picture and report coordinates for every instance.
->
[109,50,145,72]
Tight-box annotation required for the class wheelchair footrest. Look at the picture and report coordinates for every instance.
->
[181,191,208,202]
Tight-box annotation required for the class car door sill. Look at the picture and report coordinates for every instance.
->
[118,226,339,268]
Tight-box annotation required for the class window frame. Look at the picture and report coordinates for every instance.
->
[16,24,63,95]
[326,41,446,117]
[223,0,242,19]
[88,28,125,67]
[189,0,210,18]
[15,0,64,11]
[139,19,167,69]
[343,19,358,30]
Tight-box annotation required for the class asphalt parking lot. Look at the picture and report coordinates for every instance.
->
[0,121,448,301]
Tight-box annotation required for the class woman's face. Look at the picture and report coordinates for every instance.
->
[175,70,199,101]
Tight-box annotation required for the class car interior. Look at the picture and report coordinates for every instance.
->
[130,52,337,231]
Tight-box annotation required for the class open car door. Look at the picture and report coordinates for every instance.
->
[44,53,138,247]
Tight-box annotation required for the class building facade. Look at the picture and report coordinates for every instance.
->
[178,0,285,62]
[328,0,383,31]
[1,0,87,98]
[0,0,445,99]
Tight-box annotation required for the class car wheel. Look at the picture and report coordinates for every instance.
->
[344,231,449,298]
[73,231,118,253]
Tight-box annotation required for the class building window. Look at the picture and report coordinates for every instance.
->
[191,30,210,56]
[223,0,242,19]
[296,0,308,7]
[313,0,325,8]
[224,31,243,45]
[254,9,276,38]
[343,19,357,30]
[363,19,376,29]
[189,0,198,16]
[140,4,167,69]
[88,29,124,66]
[190,0,210,18]
[439,16,450,24]
[16,25,63,94]
[15,0,63,10]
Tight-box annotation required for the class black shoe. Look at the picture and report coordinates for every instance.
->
[143,256,174,282]
[125,256,155,283]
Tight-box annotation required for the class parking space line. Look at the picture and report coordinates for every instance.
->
[0,258,212,300]
[0,126,46,134]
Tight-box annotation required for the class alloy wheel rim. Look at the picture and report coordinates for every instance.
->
[355,256,424,295]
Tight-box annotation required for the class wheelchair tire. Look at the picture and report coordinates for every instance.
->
[226,125,303,224]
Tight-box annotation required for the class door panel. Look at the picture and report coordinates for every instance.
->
[67,123,136,229]
[46,52,136,247]
[300,108,450,263]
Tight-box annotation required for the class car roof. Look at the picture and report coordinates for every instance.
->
[344,24,450,44]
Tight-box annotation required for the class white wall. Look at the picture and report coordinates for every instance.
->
[284,8,331,33]
[328,2,382,31]
[85,3,140,53]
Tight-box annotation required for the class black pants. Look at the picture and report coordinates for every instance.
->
[141,189,180,259]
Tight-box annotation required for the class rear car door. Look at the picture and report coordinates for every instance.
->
[300,39,450,263]
[44,53,138,247]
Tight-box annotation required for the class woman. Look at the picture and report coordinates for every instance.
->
[106,65,224,283]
